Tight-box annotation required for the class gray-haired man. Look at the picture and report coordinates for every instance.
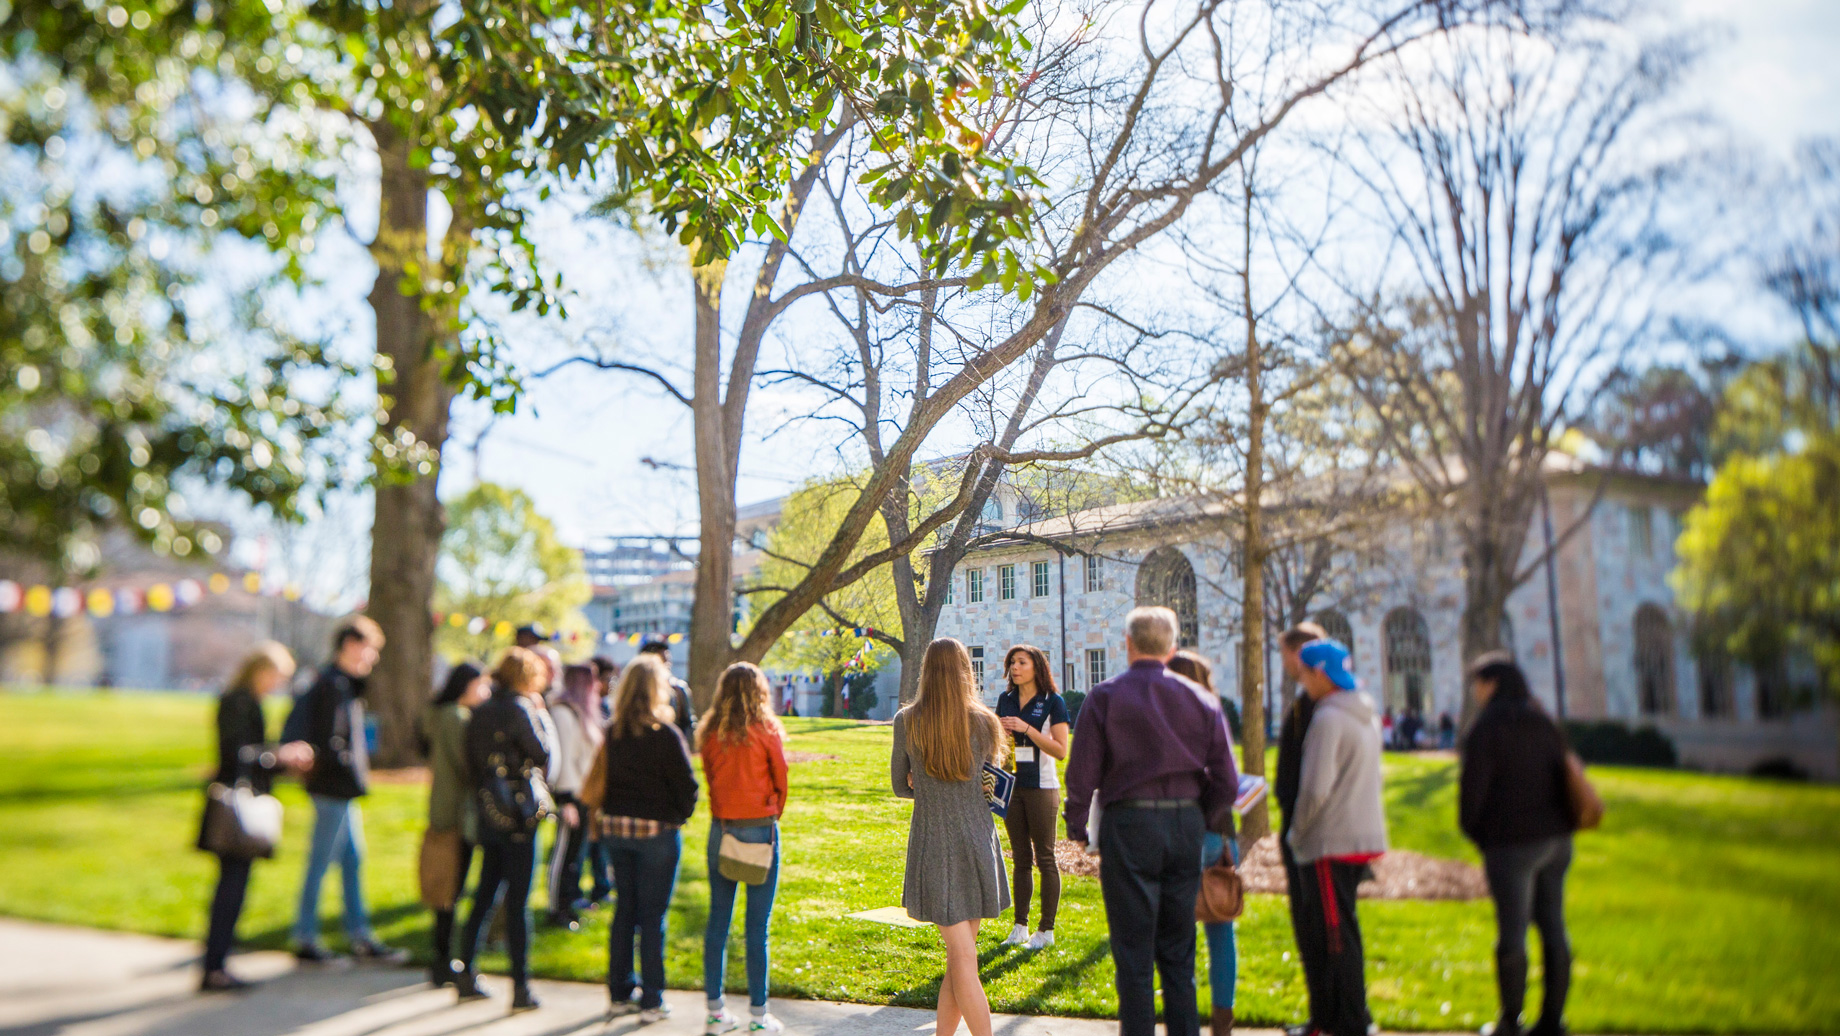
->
[1065,606,1239,1036]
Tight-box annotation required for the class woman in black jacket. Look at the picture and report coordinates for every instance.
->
[453,648,554,1012]
[1460,655,1576,1036]
[599,654,698,1023]
[200,642,310,992]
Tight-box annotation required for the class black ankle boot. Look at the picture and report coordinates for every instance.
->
[454,970,490,1001]
[430,961,456,988]
[511,984,541,1012]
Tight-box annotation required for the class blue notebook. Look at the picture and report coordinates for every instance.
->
[982,763,1017,818]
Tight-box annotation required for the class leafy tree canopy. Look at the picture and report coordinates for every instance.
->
[0,51,352,574]
[748,477,900,676]
[1673,427,1840,697]
[449,0,1048,279]
[434,481,593,664]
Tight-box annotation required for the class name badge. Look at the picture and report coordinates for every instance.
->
[1015,745,1036,764]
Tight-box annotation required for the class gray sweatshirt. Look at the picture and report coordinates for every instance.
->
[1286,689,1388,864]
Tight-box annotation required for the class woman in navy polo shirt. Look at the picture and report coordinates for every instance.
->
[995,645,1071,950]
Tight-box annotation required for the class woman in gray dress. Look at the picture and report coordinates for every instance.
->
[892,637,1011,1036]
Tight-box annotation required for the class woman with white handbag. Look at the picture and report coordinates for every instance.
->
[198,642,311,992]
[696,662,790,1035]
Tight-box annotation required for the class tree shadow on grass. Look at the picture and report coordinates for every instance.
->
[882,936,1113,1017]
[0,776,202,806]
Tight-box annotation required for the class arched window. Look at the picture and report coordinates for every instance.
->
[1136,547,1199,648]
[1383,607,1432,716]
[1314,610,1354,654]
[1634,603,1676,716]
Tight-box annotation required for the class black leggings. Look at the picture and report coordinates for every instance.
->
[1484,835,1573,1034]
[203,856,253,972]
[1003,787,1062,931]
[459,839,538,984]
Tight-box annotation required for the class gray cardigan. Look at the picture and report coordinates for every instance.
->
[1286,689,1389,864]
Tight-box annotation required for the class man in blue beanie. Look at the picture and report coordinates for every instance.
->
[1289,640,1387,1036]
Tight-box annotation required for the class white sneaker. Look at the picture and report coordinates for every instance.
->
[1001,924,1029,947]
[640,1003,673,1024]
[1026,930,1055,950]
[749,1015,785,1033]
[706,1008,741,1034]
[607,1001,641,1019]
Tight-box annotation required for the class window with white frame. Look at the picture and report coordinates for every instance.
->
[967,568,984,603]
[999,564,1016,600]
[1064,661,1077,692]
[943,571,954,605]
[969,646,986,687]
[1087,648,1107,688]
[1032,560,1051,598]
[1628,504,1654,558]
[1084,554,1103,592]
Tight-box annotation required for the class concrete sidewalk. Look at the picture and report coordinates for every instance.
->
[0,918,1139,1036]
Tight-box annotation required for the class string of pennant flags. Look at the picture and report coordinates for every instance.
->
[430,611,884,650]
[0,572,302,620]
[0,574,887,661]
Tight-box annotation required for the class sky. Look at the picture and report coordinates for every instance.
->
[233,0,1840,601]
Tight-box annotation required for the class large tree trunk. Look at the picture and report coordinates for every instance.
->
[1238,255,1271,847]
[1457,532,1515,724]
[688,253,739,707]
[365,121,453,768]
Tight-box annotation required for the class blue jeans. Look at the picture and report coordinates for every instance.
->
[1201,831,1239,1009]
[704,820,780,1012]
[604,829,683,1009]
[292,795,369,944]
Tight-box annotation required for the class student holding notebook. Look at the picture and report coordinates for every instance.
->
[994,645,1071,951]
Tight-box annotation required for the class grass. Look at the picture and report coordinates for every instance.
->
[1,690,1836,1032]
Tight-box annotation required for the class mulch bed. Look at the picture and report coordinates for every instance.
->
[1011,834,1486,901]
[785,752,839,764]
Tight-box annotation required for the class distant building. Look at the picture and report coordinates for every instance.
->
[935,458,1839,780]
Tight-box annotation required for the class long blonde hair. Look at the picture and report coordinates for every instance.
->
[907,638,1006,781]
[609,654,676,740]
[697,661,784,752]
[227,641,296,695]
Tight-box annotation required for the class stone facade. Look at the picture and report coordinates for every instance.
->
[934,466,1838,779]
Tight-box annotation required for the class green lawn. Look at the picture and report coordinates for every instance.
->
[1,691,1835,1032]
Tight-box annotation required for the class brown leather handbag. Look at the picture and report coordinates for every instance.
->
[579,743,607,812]
[418,828,464,909]
[1195,858,1245,923]
[1565,752,1604,830]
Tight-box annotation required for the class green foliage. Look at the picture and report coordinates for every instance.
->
[1673,430,1840,698]
[446,0,1050,283]
[749,478,901,676]
[7,694,1840,1032]
[1562,720,1679,768]
[0,55,353,573]
[434,482,593,663]
[0,0,571,423]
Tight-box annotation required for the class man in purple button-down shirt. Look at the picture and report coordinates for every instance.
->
[1065,606,1239,1036]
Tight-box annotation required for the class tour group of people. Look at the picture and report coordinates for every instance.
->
[200,606,1584,1036]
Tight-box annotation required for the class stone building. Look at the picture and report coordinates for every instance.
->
[934,458,1838,780]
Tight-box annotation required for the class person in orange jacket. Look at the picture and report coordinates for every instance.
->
[697,662,790,1034]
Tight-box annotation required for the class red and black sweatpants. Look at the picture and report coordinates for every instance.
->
[1293,857,1374,1036]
